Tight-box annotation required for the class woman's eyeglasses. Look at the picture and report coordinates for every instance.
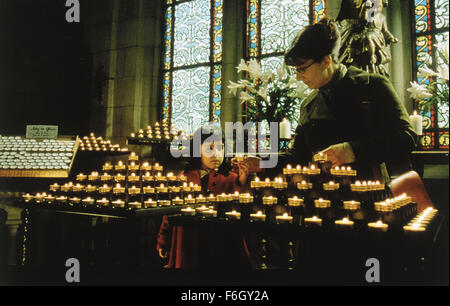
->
[295,61,315,74]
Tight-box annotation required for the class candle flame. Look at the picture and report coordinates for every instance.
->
[283,213,288,217]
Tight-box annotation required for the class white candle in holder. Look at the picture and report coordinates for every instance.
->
[279,118,291,139]
[409,111,423,135]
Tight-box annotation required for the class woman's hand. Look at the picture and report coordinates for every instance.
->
[319,142,355,168]
[158,248,168,259]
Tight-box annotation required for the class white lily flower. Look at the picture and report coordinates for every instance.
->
[248,59,264,80]
[236,59,248,73]
[239,91,254,103]
[262,70,275,85]
[227,80,243,95]
[418,66,437,79]
[257,86,268,101]
[437,65,449,81]
[435,42,449,61]
[276,63,287,80]
[287,76,298,88]
[294,81,308,98]
[407,81,432,100]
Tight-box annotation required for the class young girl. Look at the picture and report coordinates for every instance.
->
[156,125,251,269]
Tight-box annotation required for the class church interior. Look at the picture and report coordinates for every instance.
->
[0,0,448,286]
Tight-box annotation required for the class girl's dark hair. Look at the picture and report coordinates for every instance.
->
[284,17,341,66]
[184,125,232,176]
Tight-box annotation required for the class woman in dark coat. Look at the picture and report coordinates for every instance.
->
[281,17,417,182]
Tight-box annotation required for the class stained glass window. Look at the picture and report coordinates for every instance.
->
[163,0,223,134]
[245,0,326,131]
[412,0,449,150]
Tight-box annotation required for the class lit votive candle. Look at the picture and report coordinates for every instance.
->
[182,182,191,193]
[129,152,139,161]
[115,161,126,171]
[297,180,312,190]
[114,174,126,182]
[82,197,95,205]
[276,213,293,224]
[185,195,196,205]
[225,210,241,220]
[262,196,277,205]
[102,163,113,171]
[202,209,217,218]
[113,184,125,194]
[323,181,340,191]
[351,181,364,192]
[153,163,163,172]
[155,172,167,182]
[111,199,125,208]
[196,195,206,204]
[128,186,141,195]
[49,183,60,192]
[156,184,168,193]
[207,194,216,204]
[141,162,152,171]
[97,198,109,206]
[251,177,263,188]
[144,199,157,208]
[23,193,34,202]
[195,205,208,214]
[158,200,171,207]
[100,173,112,182]
[343,200,361,211]
[128,162,139,171]
[239,193,253,204]
[69,197,81,204]
[167,172,176,182]
[72,183,84,192]
[170,186,181,194]
[128,201,141,209]
[45,194,55,203]
[304,216,322,227]
[143,186,155,194]
[181,207,196,216]
[76,173,87,181]
[335,217,354,229]
[314,198,331,209]
[313,152,327,162]
[250,211,266,222]
[60,183,72,192]
[216,193,228,202]
[283,164,293,175]
[288,196,303,207]
[308,164,320,175]
[403,223,426,232]
[128,173,140,182]
[85,185,97,193]
[143,172,154,182]
[56,196,68,203]
[368,220,389,232]
[172,197,184,206]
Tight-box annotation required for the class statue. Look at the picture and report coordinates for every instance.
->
[336,0,398,76]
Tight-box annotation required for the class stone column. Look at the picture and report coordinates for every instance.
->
[85,0,163,145]
[221,0,246,128]
[387,0,414,113]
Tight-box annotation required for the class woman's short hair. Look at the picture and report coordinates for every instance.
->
[284,17,341,66]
